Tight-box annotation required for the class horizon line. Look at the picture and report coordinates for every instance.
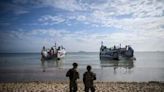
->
[0,51,164,54]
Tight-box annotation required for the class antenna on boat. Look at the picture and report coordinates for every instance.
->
[54,42,57,49]
[101,41,103,46]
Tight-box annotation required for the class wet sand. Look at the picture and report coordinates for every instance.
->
[0,81,163,92]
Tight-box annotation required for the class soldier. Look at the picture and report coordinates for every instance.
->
[83,65,96,92]
[66,63,79,92]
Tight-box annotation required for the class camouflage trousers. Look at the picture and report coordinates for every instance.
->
[69,81,77,92]
[84,86,95,92]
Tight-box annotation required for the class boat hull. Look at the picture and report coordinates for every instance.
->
[100,44,135,60]
[42,50,66,60]
[100,51,119,60]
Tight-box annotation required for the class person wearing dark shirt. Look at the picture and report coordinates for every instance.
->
[50,47,54,56]
[66,63,79,92]
[83,65,96,92]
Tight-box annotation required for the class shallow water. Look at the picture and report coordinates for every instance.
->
[0,52,164,82]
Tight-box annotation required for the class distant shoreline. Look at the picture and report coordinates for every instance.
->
[0,51,164,54]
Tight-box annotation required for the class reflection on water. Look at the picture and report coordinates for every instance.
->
[1,52,164,82]
[41,58,63,72]
[100,58,134,74]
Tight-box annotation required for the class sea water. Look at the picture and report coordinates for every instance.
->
[0,52,164,82]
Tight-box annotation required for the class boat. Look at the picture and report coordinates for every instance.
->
[118,45,135,60]
[100,43,119,60]
[41,43,66,60]
[100,42,135,60]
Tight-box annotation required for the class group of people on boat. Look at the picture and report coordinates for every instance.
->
[100,42,135,60]
[41,46,55,59]
[41,46,65,59]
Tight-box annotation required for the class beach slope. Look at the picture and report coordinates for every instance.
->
[0,81,163,92]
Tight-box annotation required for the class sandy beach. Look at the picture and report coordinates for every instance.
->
[0,81,163,92]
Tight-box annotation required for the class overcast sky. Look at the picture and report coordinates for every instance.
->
[0,0,164,52]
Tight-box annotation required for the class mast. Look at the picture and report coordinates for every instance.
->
[54,42,57,49]
[101,41,103,46]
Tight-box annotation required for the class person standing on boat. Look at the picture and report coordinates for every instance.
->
[66,63,79,92]
[50,47,54,56]
[41,46,47,58]
[114,45,116,50]
[83,65,96,92]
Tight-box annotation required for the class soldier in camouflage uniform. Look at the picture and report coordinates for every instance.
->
[83,65,96,92]
[66,63,79,92]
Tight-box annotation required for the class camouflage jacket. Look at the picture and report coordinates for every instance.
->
[83,71,96,87]
[66,68,79,81]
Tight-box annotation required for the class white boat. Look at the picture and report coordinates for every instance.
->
[41,43,66,60]
[57,48,66,59]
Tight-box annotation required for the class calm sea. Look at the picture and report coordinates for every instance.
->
[0,52,164,82]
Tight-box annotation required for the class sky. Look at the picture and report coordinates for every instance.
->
[0,0,164,53]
